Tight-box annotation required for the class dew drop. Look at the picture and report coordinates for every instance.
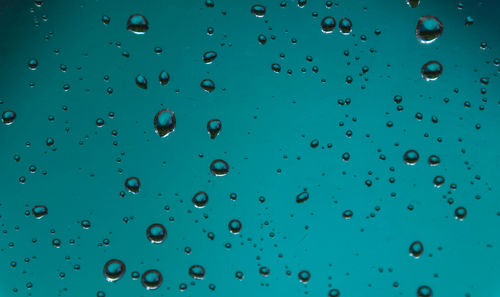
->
[228,219,242,234]
[416,16,443,44]
[403,150,419,165]
[409,241,424,258]
[2,110,16,125]
[201,79,215,92]
[124,177,141,193]
[159,71,170,85]
[339,17,352,34]
[141,269,162,290]
[188,265,206,279]
[421,61,443,81]
[32,205,48,219]
[298,270,311,283]
[154,109,176,137]
[296,191,309,203]
[251,4,266,17]
[126,14,149,34]
[210,159,229,176]
[203,51,217,64]
[146,223,167,243]
[103,259,126,282]
[135,74,147,89]
[192,191,209,208]
[321,16,336,33]
[207,119,221,139]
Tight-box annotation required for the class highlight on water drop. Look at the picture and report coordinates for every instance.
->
[126,14,149,34]
[416,16,443,44]
[421,61,443,81]
[207,119,221,139]
[210,159,229,176]
[141,269,162,290]
[124,177,141,193]
[146,223,167,243]
[103,259,126,282]
[154,109,176,137]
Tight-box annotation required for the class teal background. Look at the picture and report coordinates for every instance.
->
[0,0,499,296]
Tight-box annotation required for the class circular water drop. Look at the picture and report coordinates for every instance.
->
[124,177,141,193]
[207,119,221,139]
[417,285,432,297]
[203,51,217,64]
[321,16,336,33]
[102,15,110,24]
[403,150,419,165]
[146,223,167,243]
[455,206,467,220]
[141,269,162,290]
[81,219,91,229]
[296,191,309,203]
[192,191,209,208]
[210,159,229,176]
[427,155,440,166]
[298,0,307,7]
[126,14,149,34]
[409,241,424,258]
[271,63,281,73]
[228,219,242,234]
[259,266,270,276]
[2,110,16,125]
[251,4,266,17]
[135,74,147,89]
[103,259,126,282]
[201,79,215,92]
[433,176,445,187]
[298,270,311,283]
[28,58,38,70]
[154,109,176,137]
[421,61,443,81]
[328,289,340,297]
[32,205,48,219]
[339,17,352,34]
[188,265,206,279]
[416,16,443,44]
[342,210,353,219]
[159,71,170,85]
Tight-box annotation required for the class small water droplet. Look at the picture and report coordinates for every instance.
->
[203,51,217,64]
[207,119,221,139]
[339,17,352,34]
[124,177,141,193]
[188,265,206,279]
[159,71,170,85]
[201,79,215,92]
[192,191,209,208]
[321,16,336,33]
[409,241,424,258]
[228,219,242,234]
[32,205,48,219]
[135,74,147,89]
[251,4,266,17]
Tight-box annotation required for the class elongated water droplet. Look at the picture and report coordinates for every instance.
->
[154,109,176,137]
[136,74,147,89]
[207,119,221,139]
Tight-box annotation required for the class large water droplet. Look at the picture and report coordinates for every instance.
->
[124,177,141,193]
[136,74,147,89]
[339,17,352,34]
[146,223,167,243]
[421,61,443,81]
[251,4,266,17]
[228,219,242,234]
[416,16,443,44]
[409,241,424,258]
[154,109,176,137]
[126,14,149,34]
[201,79,215,92]
[210,159,229,176]
[188,265,206,279]
[103,259,126,282]
[403,150,419,165]
[192,191,209,208]
[203,51,217,64]
[141,269,162,290]
[321,16,336,33]
[2,110,16,125]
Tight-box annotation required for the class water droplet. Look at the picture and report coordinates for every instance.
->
[406,0,419,8]
[210,159,229,176]
[146,223,167,243]
[421,61,443,81]
[81,219,91,229]
[32,205,48,219]
[251,4,266,17]
[205,0,215,8]
[124,177,141,193]
[258,34,267,44]
[339,17,352,34]
[235,270,244,280]
[416,16,443,44]
[126,14,149,34]
[188,265,206,279]
[207,119,221,139]
[455,206,467,220]
[328,289,340,297]
[27,58,38,70]
[409,241,424,258]
[321,16,336,33]
[403,150,419,165]
[298,0,307,7]
[259,266,270,276]
[2,110,16,125]
[141,269,162,290]
[271,63,281,73]
[103,259,126,282]
[296,191,309,203]
[228,219,242,234]
[102,15,110,25]
[427,155,440,166]
[417,285,433,297]
[433,176,445,187]
[298,270,311,283]
[135,74,147,89]
[154,109,176,137]
[201,79,215,92]
[192,191,209,208]
[159,71,170,85]
[203,51,217,64]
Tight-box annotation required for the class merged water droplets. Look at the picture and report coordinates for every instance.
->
[141,269,162,290]
[251,4,266,17]
[126,14,149,34]
[103,259,126,282]
[416,16,443,44]
[188,265,206,279]
[124,177,141,193]
[2,110,16,125]
[321,16,336,33]
[210,159,229,176]
[154,109,176,137]
[146,223,167,243]
[207,119,221,139]
[421,61,443,81]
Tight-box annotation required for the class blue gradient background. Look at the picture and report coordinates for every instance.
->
[0,0,499,296]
